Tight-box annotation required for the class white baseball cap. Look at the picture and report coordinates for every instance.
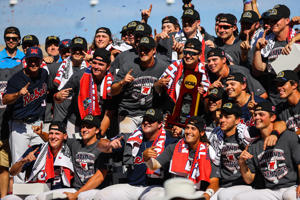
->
[161,178,205,200]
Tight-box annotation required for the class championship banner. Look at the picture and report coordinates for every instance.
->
[165,69,202,129]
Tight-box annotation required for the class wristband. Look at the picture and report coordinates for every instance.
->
[243,0,252,4]
[271,130,279,137]
[205,188,215,197]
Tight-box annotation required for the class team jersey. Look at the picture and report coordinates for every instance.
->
[4,68,48,120]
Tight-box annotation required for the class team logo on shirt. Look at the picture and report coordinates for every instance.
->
[23,83,47,106]
[258,149,288,184]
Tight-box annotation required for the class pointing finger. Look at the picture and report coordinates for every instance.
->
[251,92,255,102]
[262,29,267,39]
[128,68,133,75]
[32,147,39,154]
[149,4,152,12]
[65,88,72,92]
[172,35,176,43]
[245,144,249,151]
[217,76,222,82]
[154,29,157,37]
[24,82,30,89]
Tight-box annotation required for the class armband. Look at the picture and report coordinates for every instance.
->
[271,130,279,137]
[205,188,215,197]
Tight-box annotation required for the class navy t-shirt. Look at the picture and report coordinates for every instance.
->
[239,95,265,127]
[4,68,48,120]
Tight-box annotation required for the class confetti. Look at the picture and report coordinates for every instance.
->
[80,17,86,21]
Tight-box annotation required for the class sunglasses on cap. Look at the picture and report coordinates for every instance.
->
[183,50,199,56]
[218,25,233,30]
[5,36,19,42]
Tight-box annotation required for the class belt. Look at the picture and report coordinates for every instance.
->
[15,116,41,124]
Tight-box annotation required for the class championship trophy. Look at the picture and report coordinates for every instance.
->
[165,69,202,129]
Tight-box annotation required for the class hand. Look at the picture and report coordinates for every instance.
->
[205,40,215,48]
[56,88,72,101]
[282,42,293,55]
[209,76,223,89]
[203,193,211,200]
[171,126,183,138]
[141,4,152,22]
[143,146,158,162]
[83,51,93,61]
[32,122,43,136]
[290,16,300,26]
[197,83,205,95]
[255,30,268,51]
[64,192,78,200]
[23,147,39,163]
[109,136,123,149]
[248,92,257,114]
[122,69,134,84]
[239,145,253,164]
[43,56,54,64]
[156,75,170,88]
[18,82,30,96]
[154,29,170,43]
[240,33,251,52]
[0,140,3,148]
[263,134,278,150]
[172,35,184,54]
[296,185,300,198]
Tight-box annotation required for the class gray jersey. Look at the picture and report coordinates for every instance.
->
[276,100,300,132]
[247,130,300,189]
[110,49,137,76]
[219,133,245,187]
[114,58,168,117]
[66,139,107,189]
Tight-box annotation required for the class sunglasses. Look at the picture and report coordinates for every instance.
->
[5,37,19,42]
[183,50,199,56]
[142,117,157,124]
[218,25,233,30]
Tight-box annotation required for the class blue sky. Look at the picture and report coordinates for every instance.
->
[0,0,299,45]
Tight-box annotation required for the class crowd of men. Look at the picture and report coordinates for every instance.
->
[0,0,300,199]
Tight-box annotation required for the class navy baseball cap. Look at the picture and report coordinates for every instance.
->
[95,27,112,38]
[82,115,101,128]
[181,8,200,20]
[184,38,202,52]
[207,87,226,101]
[143,108,164,122]
[219,13,237,26]
[226,73,247,84]
[240,11,260,24]
[138,36,156,49]
[162,16,180,27]
[59,39,71,50]
[71,36,87,51]
[22,35,39,47]
[93,48,111,64]
[207,48,226,58]
[25,47,43,59]
[255,101,276,114]
[186,116,206,132]
[221,102,242,117]
[45,36,60,46]
[127,21,140,31]
[134,23,152,37]
[268,4,290,20]
[49,121,67,134]
[275,70,299,83]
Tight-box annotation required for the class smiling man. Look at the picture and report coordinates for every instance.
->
[90,108,177,200]
[3,47,48,183]
[54,48,115,137]
[143,116,217,199]
[236,101,300,200]
[275,70,300,133]
[111,36,168,134]
[0,27,24,69]
[5,122,74,200]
